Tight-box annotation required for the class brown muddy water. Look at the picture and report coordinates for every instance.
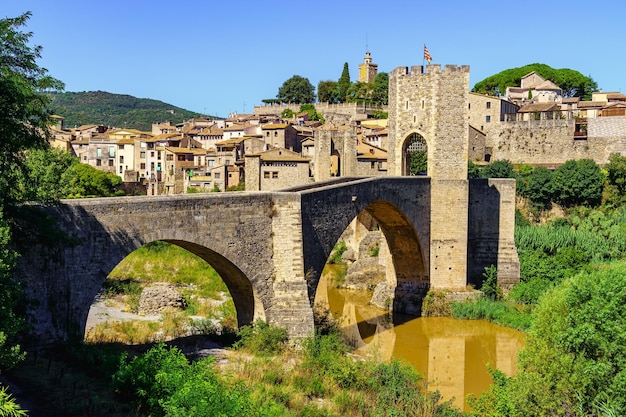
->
[315,265,526,411]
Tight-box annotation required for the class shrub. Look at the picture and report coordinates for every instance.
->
[234,320,288,356]
[327,241,347,264]
[421,290,452,317]
[480,265,502,300]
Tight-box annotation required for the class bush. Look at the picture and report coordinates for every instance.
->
[234,320,288,356]
[480,265,502,300]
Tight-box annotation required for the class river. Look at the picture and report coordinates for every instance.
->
[315,264,526,411]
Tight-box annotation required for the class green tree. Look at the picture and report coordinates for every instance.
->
[408,151,427,175]
[276,75,315,104]
[317,80,339,103]
[551,159,603,207]
[0,12,64,210]
[472,63,597,100]
[481,159,515,178]
[60,163,123,198]
[520,166,555,210]
[346,81,374,103]
[468,161,482,179]
[23,148,77,203]
[505,262,626,415]
[299,104,324,123]
[337,62,351,103]
[0,13,61,414]
[372,71,389,105]
[604,152,626,204]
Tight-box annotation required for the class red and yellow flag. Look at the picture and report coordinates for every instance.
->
[423,45,432,63]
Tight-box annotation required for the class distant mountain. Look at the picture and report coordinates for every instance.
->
[47,91,213,132]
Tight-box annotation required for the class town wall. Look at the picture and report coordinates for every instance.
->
[487,117,626,166]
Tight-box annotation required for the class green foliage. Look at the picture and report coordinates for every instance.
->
[468,161,482,179]
[317,80,339,103]
[48,91,204,131]
[234,320,288,356]
[551,159,603,207]
[480,159,515,178]
[372,72,389,105]
[23,148,78,202]
[408,150,428,175]
[113,343,278,417]
[61,163,123,198]
[516,166,555,210]
[371,110,388,119]
[277,75,315,104]
[471,63,597,100]
[483,261,626,415]
[299,104,324,122]
[328,241,347,264]
[337,63,351,103]
[226,182,245,191]
[346,81,374,104]
[0,385,27,417]
[480,265,502,301]
[281,108,294,118]
[422,290,452,317]
[451,297,532,331]
[0,12,64,209]
[604,152,626,205]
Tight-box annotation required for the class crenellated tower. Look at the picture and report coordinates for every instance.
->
[388,64,471,290]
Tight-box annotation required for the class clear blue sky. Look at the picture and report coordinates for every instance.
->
[4,1,625,118]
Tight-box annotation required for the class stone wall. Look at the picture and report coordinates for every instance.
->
[468,178,519,289]
[486,116,626,166]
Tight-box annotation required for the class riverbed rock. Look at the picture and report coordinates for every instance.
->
[370,281,394,311]
[344,256,385,290]
[138,283,186,315]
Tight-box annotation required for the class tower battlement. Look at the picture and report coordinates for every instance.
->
[390,64,470,78]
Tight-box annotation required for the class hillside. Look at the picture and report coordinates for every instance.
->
[47,91,211,131]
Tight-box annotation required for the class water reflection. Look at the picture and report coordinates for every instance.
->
[315,265,525,411]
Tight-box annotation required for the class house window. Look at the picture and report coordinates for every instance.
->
[215,173,221,179]
[274,131,278,136]
[486,115,491,123]
[371,161,376,169]
[151,151,155,157]
[83,156,87,161]
[140,151,146,158]
[108,159,114,167]
[150,162,155,170]
[119,166,123,173]
[486,102,491,109]
[225,160,231,165]
[167,154,173,161]
[96,159,101,166]
[178,155,186,161]
[96,148,102,158]
[118,144,124,150]
[109,146,115,157]
[208,160,215,167]
[264,171,270,179]
[120,156,124,163]
[140,163,146,170]
[272,171,278,179]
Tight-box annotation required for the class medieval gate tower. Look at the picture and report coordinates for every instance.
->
[388,64,471,290]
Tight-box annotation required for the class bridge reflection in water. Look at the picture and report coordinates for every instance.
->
[315,265,525,411]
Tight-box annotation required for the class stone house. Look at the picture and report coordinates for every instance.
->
[261,123,301,152]
[245,148,312,191]
[468,93,519,134]
[505,71,563,105]
[356,141,387,176]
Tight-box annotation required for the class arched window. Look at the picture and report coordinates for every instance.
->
[403,133,427,176]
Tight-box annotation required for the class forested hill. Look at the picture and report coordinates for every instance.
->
[47,91,209,131]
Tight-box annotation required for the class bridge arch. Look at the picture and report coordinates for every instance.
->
[87,239,262,339]
[298,177,431,314]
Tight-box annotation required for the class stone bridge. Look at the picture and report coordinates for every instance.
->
[16,176,518,346]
